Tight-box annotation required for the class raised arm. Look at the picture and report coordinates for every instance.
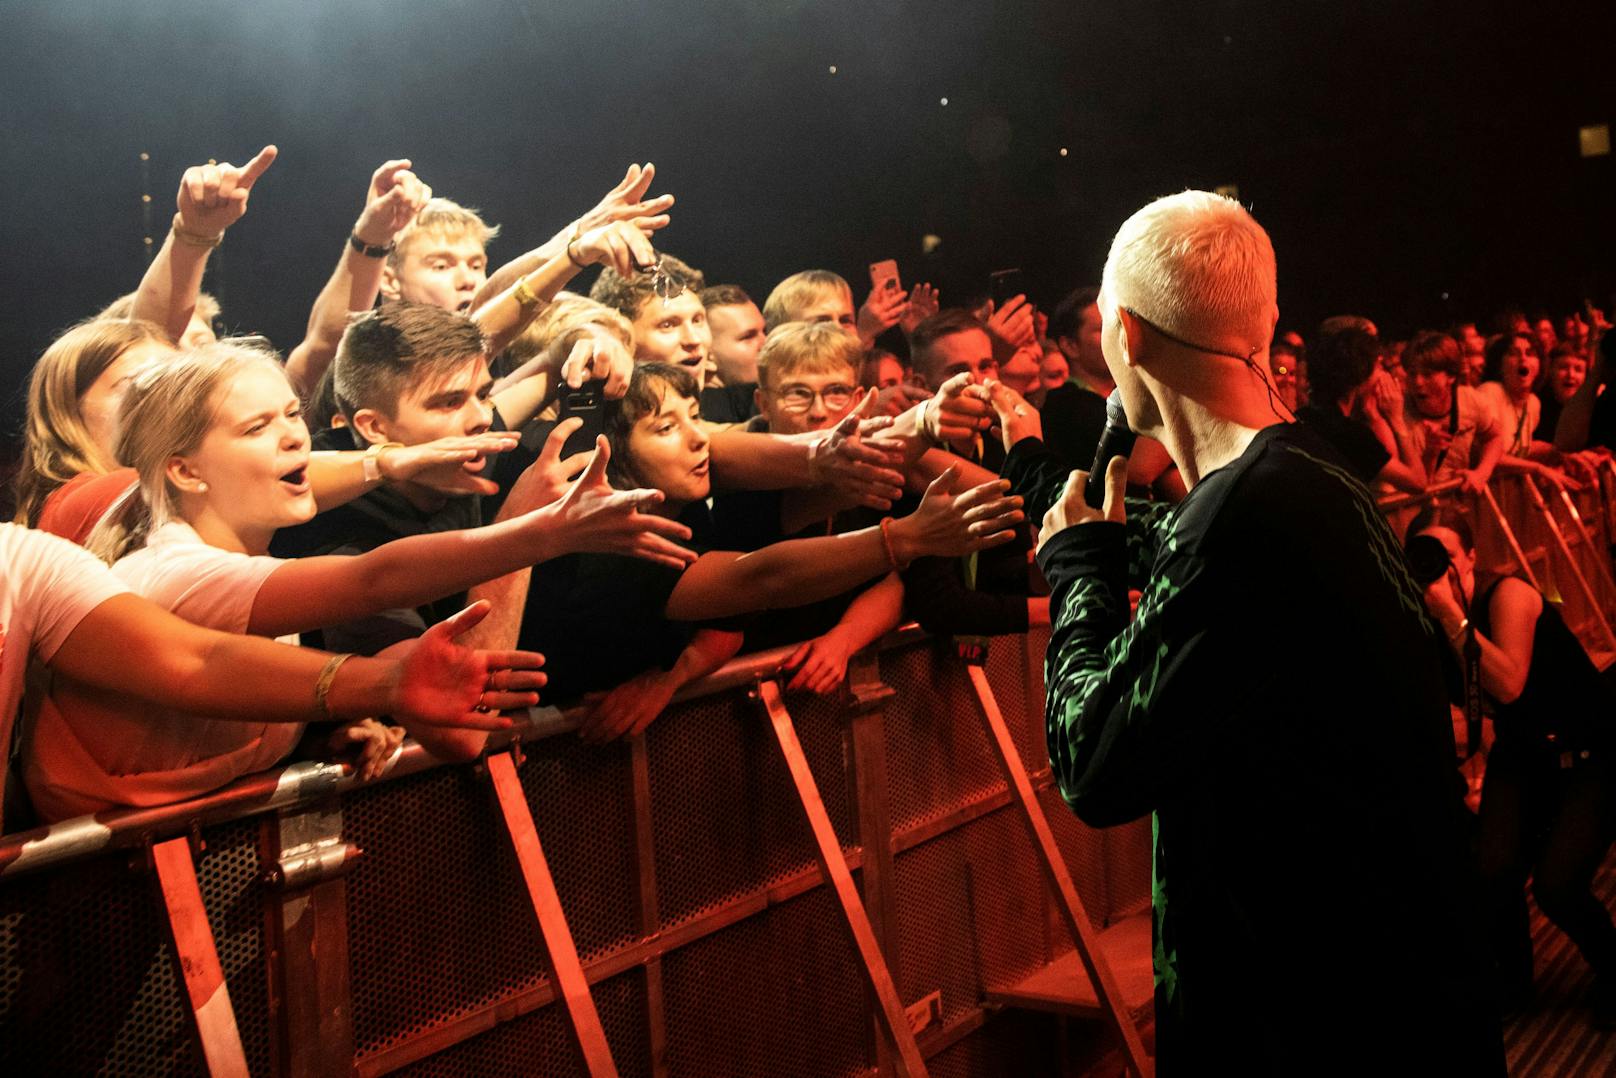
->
[285,161,432,395]
[1034,461,1241,826]
[306,430,520,510]
[1422,574,1539,704]
[473,219,660,362]
[132,147,277,342]
[470,162,674,314]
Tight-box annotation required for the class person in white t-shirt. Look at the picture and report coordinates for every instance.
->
[26,339,696,821]
[0,523,543,832]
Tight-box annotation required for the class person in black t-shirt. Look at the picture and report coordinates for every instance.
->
[521,363,1025,706]
[1298,326,1425,492]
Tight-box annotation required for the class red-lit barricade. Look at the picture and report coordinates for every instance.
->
[1379,470,1616,668]
[0,627,1155,1078]
[9,470,1610,1078]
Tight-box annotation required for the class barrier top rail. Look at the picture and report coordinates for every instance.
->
[0,627,930,880]
[1376,476,1465,512]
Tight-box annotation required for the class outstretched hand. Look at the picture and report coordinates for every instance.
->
[980,378,1043,450]
[573,219,660,278]
[896,465,1024,559]
[899,283,940,336]
[501,418,595,517]
[805,396,906,510]
[557,328,635,396]
[924,371,995,445]
[382,430,521,497]
[576,162,675,239]
[858,285,910,345]
[1037,458,1126,553]
[387,601,549,734]
[541,437,699,569]
[177,145,277,237]
[985,294,1037,361]
[355,159,432,247]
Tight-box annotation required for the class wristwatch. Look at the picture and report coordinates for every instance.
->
[349,231,395,259]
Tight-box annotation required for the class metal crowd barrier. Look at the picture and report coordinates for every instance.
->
[0,626,1155,1078]
[10,468,1605,1078]
[1379,469,1616,668]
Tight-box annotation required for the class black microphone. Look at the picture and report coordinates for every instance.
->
[1084,389,1137,509]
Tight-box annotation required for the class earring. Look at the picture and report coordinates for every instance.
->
[196,482,209,493]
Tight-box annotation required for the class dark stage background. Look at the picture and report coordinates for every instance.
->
[1,0,1612,449]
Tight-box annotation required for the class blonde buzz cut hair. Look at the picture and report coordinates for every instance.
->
[1100,190,1277,354]
[761,270,853,333]
[388,197,501,270]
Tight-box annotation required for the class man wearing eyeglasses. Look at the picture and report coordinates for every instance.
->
[992,191,1501,1071]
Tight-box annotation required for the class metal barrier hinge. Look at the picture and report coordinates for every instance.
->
[262,801,359,890]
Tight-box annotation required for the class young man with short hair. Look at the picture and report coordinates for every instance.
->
[380,198,498,313]
[590,254,709,381]
[271,305,513,655]
[702,284,766,389]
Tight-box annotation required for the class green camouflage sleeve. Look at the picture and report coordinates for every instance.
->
[1033,506,1235,827]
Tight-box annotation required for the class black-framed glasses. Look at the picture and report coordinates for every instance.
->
[773,383,856,413]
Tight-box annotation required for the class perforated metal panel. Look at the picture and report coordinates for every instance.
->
[661,887,870,1078]
[389,970,649,1078]
[647,685,848,930]
[346,764,554,1061]
[880,642,1008,834]
[0,817,269,1077]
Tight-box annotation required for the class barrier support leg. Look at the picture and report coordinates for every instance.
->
[628,734,671,1078]
[756,678,930,1078]
[1521,478,1616,650]
[964,665,1154,1078]
[149,834,250,1078]
[1554,485,1616,602]
[1478,485,1543,591]
[261,799,358,1078]
[486,750,621,1078]
[843,650,903,1074]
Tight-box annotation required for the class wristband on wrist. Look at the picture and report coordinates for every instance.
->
[512,276,542,311]
[171,213,223,249]
[1448,617,1470,644]
[349,231,395,259]
[565,237,588,270]
[880,517,910,570]
[363,440,404,483]
[314,653,355,718]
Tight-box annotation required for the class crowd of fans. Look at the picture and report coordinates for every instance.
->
[3,147,1615,1023]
